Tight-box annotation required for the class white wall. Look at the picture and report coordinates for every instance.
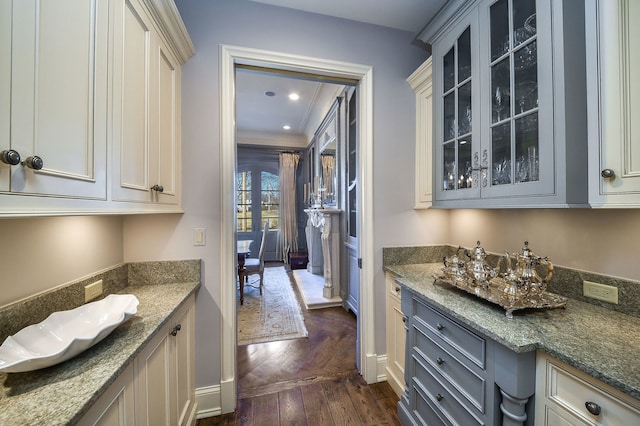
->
[0,216,123,308]
[121,0,442,389]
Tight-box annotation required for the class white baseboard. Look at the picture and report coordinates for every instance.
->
[377,354,388,382]
[195,385,221,419]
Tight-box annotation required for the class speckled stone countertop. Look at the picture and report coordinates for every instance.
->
[0,281,199,425]
[385,262,640,401]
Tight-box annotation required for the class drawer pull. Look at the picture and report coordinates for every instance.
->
[436,357,445,365]
[436,394,444,402]
[436,323,445,331]
[170,324,182,336]
[585,401,601,416]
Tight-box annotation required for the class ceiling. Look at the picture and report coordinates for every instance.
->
[237,0,446,145]
[248,0,447,32]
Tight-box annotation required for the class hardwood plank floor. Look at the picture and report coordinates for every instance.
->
[198,265,401,425]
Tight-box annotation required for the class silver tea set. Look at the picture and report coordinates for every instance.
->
[436,241,565,318]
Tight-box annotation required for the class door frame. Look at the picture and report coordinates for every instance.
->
[219,44,375,413]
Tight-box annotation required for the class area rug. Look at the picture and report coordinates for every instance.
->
[237,266,308,345]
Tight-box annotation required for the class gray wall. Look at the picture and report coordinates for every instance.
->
[123,0,447,388]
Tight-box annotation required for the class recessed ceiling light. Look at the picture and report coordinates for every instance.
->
[288,93,299,101]
[283,125,291,130]
[265,91,276,97]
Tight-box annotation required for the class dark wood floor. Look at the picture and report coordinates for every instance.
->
[198,266,401,425]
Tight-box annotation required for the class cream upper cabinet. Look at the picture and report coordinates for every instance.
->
[586,0,640,207]
[407,57,433,209]
[420,0,589,208]
[1,0,108,202]
[111,0,182,209]
[0,0,192,216]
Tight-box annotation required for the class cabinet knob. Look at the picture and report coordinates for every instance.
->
[0,149,21,166]
[601,169,615,179]
[436,394,444,402]
[151,184,164,193]
[402,315,408,323]
[22,156,44,170]
[394,286,400,292]
[436,323,445,331]
[585,401,601,416]
[436,357,445,365]
[170,323,182,336]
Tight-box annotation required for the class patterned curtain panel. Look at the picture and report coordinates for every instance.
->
[277,152,300,262]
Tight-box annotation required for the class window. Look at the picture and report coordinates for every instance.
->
[236,169,279,232]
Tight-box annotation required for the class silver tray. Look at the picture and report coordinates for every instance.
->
[433,272,567,319]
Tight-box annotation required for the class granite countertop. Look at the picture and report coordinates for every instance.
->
[385,263,640,401]
[0,281,199,425]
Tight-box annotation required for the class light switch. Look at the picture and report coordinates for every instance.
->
[194,228,206,246]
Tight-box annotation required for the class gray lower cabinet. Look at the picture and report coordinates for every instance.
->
[399,288,535,425]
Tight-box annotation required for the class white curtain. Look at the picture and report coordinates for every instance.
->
[321,154,335,199]
[277,152,300,262]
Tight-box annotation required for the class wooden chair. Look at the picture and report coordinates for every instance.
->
[244,219,269,295]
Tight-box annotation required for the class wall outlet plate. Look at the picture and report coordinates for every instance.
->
[583,280,618,304]
[85,279,103,302]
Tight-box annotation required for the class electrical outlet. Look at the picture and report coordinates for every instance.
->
[583,280,618,304]
[85,280,103,302]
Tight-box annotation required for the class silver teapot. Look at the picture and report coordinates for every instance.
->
[442,247,469,286]
[464,241,498,288]
[504,241,554,297]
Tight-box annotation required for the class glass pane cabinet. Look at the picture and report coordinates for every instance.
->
[426,0,588,208]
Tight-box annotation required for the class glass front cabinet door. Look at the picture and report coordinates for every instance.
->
[426,0,588,208]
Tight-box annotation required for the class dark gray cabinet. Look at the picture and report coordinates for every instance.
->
[399,288,536,425]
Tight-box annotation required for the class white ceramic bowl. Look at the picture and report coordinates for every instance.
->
[0,294,139,373]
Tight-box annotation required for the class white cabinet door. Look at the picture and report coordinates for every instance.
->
[407,57,433,209]
[153,44,180,205]
[587,0,640,207]
[135,296,195,426]
[171,299,195,425]
[78,363,135,426]
[112,0,181,207]
[7,0,107,199]
[111,0,153,204]
[385,273,405,397]
[0,0,10,192]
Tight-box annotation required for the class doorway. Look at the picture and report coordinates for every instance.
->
[219,45,374,413]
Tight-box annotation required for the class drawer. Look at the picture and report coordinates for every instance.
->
[413,325,486,413]
[410,353,485,426]
[538,354,640,425]
[412,297,486,369]
[388,275,402,302]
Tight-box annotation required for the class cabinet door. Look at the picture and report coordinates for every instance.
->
[153,44,180,205]
[0,0,10,192]
[111,0,153,203]
[8,0,107,199]
[112,0,181,207]
[135,298,195,426]
[171,300,195,425]
[78,363,135,426]
[407,58,433,209]
[587,0,640,206]
[433,11,480,202]
[479,0,554,200]
[136,328,172,425]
